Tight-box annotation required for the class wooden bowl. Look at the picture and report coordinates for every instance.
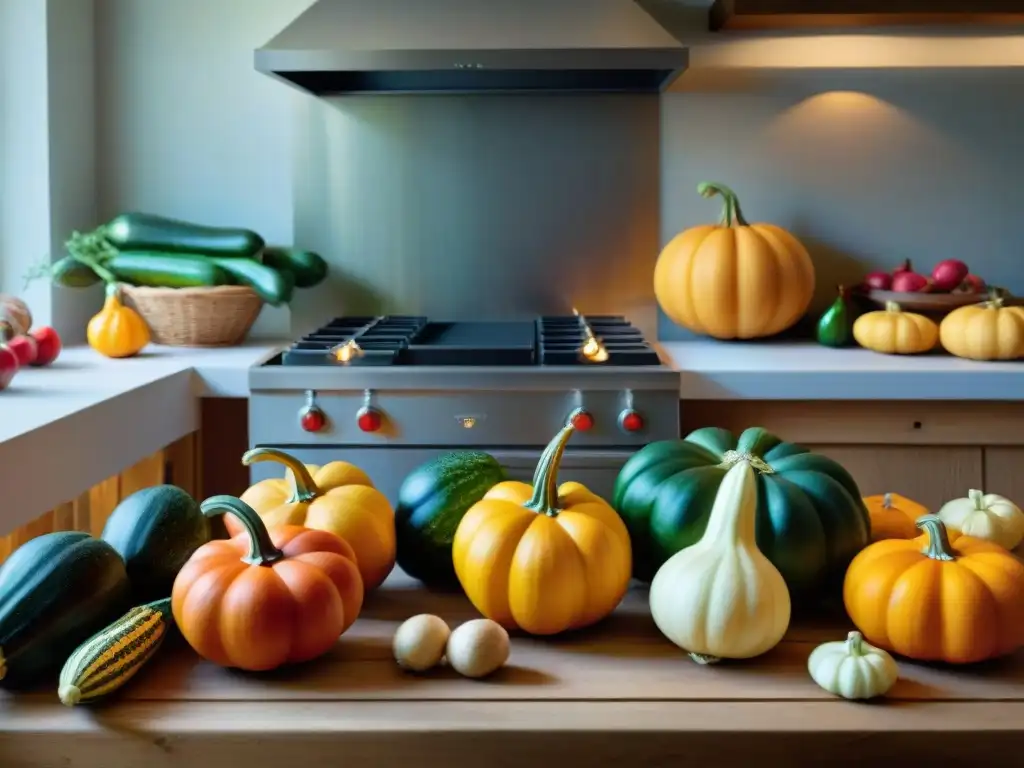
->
[864,289,1010,313]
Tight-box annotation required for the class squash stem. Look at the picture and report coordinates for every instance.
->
[916,514,956,562]
[241,447,321,503]
[522,413,580,517]
[689,652,722,665]
[845,631,866,657]
[697,181,749,227]
[718,450,774,475]
[968,489,986,511]
[200,495,284,566]
[882,493,893,509]
[884,301,902,313]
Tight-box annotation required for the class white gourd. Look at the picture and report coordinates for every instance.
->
[393,614,451,672]
[648,452,792,664]
[937,489,1024,550]
[807,631,899,700]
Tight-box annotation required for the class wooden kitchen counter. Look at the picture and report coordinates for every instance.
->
[3,571,1023,768]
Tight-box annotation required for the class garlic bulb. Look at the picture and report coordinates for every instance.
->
[446,619,510,678]
[937,489,1024,550]
[393,614,450,672]
[807,631,899,700]
[649,453,791,664]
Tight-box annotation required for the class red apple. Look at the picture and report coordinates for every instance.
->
[957,274,986,294]
[30,326,61,366]
[5,335,37,367]
[0,344,18,390]
[930,259,970,292]
[863,271,893,290]
[891,271,930,293]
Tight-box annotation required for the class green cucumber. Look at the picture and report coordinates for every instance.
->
[261,247,328,289]
[103,212,264,257]
[209,257,293,306]
[51,256,101,288]
[105,252,231,288]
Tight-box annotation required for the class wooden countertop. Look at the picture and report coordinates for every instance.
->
[3,571,1024,767]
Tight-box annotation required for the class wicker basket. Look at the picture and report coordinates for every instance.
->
[119,283,263,347]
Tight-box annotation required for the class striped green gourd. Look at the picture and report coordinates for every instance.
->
[58,598,173,706]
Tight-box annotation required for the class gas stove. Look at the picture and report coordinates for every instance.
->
[248,314,680,503]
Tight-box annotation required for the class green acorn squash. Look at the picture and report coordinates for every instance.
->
[0,532,131,688]
[101,484,211,603]
[613,427,871,595]
[395,451,506,588]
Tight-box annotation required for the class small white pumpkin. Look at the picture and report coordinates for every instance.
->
[393,614,451,672]
[446,619,510,679]
[649,452,792,664]
[937,489,1024,551]
[808,631,899,701]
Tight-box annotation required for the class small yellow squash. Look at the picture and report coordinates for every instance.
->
[853,301,938,355]
[937,489,1024,551]
[87,284,150,358]
[939,296,1024,361]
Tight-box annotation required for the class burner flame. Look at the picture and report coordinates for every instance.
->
[332,339,364,363]
[573,308,609,363]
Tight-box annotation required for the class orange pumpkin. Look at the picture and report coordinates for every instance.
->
[172,494,364,671]
[653,181,815,340]
[844,514,1024,664]
[862,492,925,541]
[235,448,396,591]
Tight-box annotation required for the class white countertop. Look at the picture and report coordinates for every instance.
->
[2,338,1022,537]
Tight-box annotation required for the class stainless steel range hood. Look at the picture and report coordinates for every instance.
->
[254,0,688,96]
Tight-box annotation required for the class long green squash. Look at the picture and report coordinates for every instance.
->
[613,427,871,596]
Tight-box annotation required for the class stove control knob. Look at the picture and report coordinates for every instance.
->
[570,409,594,432]
[299,406,327,433]
[357,406,383,433]
[619,409,645,433]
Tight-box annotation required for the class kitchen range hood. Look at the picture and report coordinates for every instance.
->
[254,0,688,96]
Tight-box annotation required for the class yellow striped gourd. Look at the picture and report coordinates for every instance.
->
[58,597,172,706]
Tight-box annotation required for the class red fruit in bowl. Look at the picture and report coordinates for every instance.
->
[0,339,19,391]
[30,326,61,367]
[891,271,931,293]
[863,271,893,291]
[930,259,970,292]
[957,274,987,293]
[5,335,37,367]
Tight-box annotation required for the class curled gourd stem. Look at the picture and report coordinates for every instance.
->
[697,181,749,228]
[242,447,321,503]
[916,514,956,562]
[718,450,774,475]
[523,411,580,517]
[968,489,986,511]
[845,631,866,657]
[200,494,284,566]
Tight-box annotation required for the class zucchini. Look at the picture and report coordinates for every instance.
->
[51,256,101,288]
[100,485,211,604]
[104,212,264,257]
[261,247,328,289]
[210,257,294,306]
[59,598,173,706]
[106,252,231,288]
[0,532,131,689]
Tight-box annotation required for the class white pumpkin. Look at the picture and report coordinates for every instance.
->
[648,452,792,664]
[807,631,898,701]
[937,489,1024,551]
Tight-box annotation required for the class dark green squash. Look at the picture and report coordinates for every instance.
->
[101,485,210,602]
[395,452,506,588]
[613,427,871,596]
[0,532,131,689]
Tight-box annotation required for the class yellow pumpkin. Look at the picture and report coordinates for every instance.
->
[853,302,938,355]
[234,447,396,591]
[86,284,150,358]
[653,181,815,340]
[862,492,925,542]
[452,415,632,636]
[939,296,1024,361]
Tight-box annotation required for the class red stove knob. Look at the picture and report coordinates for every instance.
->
[357,407,383,433]
[619,410,645,433]
[299,406,326,432]
[570,410,594,432]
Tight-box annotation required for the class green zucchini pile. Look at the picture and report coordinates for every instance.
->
[50,212,328,307]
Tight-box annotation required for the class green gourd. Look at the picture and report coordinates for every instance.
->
[612,427,871,597]
[816,285,854,347]
[395,452,507,588]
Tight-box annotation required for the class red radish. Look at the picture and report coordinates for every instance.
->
[863,271,893,290]
[30,326,61,366]
[891,270,930,293]
[892,259,914,275]
[957,274,987,293]
[4,335,37,367]
[930,259,970,292]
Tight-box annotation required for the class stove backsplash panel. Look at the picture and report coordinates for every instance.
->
[291,94,661,338]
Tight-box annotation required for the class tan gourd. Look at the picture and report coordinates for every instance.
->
[939,296,1024,361]
[853,302,938,355]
